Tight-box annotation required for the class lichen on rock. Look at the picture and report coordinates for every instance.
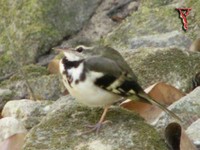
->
[23,96,168,150]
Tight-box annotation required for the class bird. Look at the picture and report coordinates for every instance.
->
[55,45,181,133]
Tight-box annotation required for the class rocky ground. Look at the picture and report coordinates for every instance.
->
[0,0,200,149]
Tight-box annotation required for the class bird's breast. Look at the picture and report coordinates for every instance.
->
[59,60,120,107]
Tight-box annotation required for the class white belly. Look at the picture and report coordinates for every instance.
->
[60,61,120,107]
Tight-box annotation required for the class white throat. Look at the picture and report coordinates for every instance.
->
[64,52,81,61]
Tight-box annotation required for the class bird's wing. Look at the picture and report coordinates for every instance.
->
[85,56,181,121]
[85,56,143,97]
[100,46,138,81]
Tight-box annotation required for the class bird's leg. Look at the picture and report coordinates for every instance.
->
[82,107,111,134]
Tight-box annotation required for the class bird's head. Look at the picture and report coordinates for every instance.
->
[54,45,95,61]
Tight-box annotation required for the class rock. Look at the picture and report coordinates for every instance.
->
[186,118,200,146]
[0,117,27,142]
[61,0,140,48]
[0,54,17,82]
[186,1,200,38]
[120,48,200,92]
[0,89,13,111]
[23,96,168,150]
[104,5,192,50]
[28,75,63,100]
[0,0,102,77]
[2,99,52,129]
[154,87,200,130]
[1,74,63,101]
[0,64,49,100]
[128,31,191,50]
[104,0,200,51]
[99,0,200,93]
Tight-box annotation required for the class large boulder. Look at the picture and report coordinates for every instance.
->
[23,96,168,150]
[0,0,102,77]
[0,117,27,142]
[0,65,63,101]
[119,48,200,92]
[155,87,200,130]
[99,0,200,93]
[104,0,200,51]
[0,89,13,111]
[104,6,190,50]
[2,99,52,129]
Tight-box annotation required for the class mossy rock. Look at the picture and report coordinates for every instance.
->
[185,0,200,39]
[0,0,101,77]
[142,0,177,7]
[0,53,17,78]
[105,6,181,49]
[104,1,200,50]
[0,89,13,111]
[1,73,63,101]
[9,64,49,82]
[120,48,200,92]
[23,96,168,150]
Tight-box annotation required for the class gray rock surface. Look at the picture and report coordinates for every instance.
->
[61,0,140,48]
[0,88,13,111]
[120,48,200,92]
[154,87,200,130]
[1,74,63,101]
[2,99,52,129]
[104,6,190,50]
[186,118,200,146]
[0,0,102,77]
[104,1,200,51]
[23,96,168,150]
[129,31,191,50]
[0,117,27,142]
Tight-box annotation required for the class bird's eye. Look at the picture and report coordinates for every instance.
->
[76,47,84,53]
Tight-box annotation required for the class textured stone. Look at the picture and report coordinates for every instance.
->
[155,87,200,130]
[2,99,52,129]
[0,0,102,77]
[0,117,27,142]
[186,118,200,146]
[104,1,200,51]
[1,74,63,101]
[118,48,200,92]
[23,96,167,150]
[0,88,13,111]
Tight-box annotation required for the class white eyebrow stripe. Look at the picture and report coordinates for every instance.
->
[75,45,93,50]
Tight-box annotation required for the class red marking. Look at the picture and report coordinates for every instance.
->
[176,8,192,31]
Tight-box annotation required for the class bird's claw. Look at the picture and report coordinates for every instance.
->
[81,120,112,135]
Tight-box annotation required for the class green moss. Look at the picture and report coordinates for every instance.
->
[184,1,200,39]
[142,0,174,7]
[105,6,181,50]
[123,48,200,92]
[0,53,17,77]
[8,64,49,82]
[0,0,100,65]
[0,64,49,87]
[23,64,49,77]
[0,91,14,101]
[23,100,167,149]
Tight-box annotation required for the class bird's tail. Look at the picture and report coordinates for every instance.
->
[137,92,181,122]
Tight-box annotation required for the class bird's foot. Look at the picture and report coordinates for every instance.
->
[81,120,112,135]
